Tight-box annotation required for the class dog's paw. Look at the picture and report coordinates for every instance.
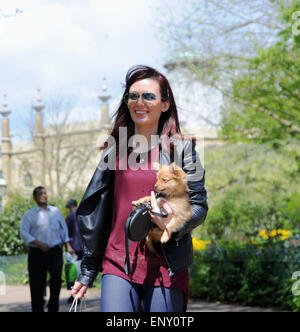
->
[160,230,170,243]
[132,199,144,206]
[132,196,151,208]
[131,201,140,210]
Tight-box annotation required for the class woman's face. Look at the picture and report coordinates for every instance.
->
[126,78,170,133]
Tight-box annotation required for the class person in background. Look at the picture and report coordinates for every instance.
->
[65,199,83,303]
[20,186,74,312]
[65,199,83,261]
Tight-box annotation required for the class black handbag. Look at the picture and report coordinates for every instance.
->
[124,202,168,276]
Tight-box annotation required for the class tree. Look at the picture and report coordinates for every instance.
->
[29,95,97,197]
[158,0,282,91]
[158,0,300,141]
[221,1,300,142]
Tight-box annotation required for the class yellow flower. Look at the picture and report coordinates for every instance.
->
[258,229,292,241]
[269,229,278,238]
[258,230,269,240]
[278,229,292,240]
[192,238,209,251]
[192,238,202,250]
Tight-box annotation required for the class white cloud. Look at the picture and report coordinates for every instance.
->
[0,0,202,141]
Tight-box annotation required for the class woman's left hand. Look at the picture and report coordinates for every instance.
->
[71,281,88,300]
[149,191,173,231]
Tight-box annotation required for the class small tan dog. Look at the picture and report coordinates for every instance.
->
[132,162,193,253]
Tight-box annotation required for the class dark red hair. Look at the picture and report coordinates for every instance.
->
[101,65,184,153]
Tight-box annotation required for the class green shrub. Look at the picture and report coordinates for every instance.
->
[0,193,34,256]
[196,140,300,242]
[190,235,300,311]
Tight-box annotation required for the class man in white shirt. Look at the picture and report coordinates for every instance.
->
[20,186,74,312]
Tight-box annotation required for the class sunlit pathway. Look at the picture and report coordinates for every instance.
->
[0,285,285,312]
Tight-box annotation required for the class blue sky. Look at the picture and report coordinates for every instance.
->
[0,0,178,141]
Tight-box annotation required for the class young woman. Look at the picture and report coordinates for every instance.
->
[71,65,208,312]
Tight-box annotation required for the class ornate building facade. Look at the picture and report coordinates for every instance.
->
[0,81,112,205]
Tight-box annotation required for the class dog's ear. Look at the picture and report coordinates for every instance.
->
[171,163,185,178]
[170,162,180,172]
[152,162,161,171]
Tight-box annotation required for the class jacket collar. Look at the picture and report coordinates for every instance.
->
[79,144,116,203]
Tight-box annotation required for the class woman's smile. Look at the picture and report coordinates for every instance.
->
[134,108,149,116]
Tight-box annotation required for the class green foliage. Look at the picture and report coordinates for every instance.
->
[190,238,300,311]
[280,193,300,230]
[191,133,300,310]
[195,140,300,241]
[221,0,300,143]
[0,193,34,256]
[159,0,300,143]
[0,255,28,285]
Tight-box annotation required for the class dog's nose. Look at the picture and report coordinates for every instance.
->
[154,184,158,191]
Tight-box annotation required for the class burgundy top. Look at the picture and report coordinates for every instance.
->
[101,144,189,311]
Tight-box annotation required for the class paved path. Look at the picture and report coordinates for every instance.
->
[0,285,284,312]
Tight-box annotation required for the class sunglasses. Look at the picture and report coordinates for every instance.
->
[124,92,157,104]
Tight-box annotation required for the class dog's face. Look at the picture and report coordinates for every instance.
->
[153,162,188,197]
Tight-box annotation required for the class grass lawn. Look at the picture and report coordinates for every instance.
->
[0,254,101,289]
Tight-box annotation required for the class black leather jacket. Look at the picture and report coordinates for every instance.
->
[76,139,208,286]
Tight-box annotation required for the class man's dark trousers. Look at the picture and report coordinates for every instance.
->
[28,246,63,312]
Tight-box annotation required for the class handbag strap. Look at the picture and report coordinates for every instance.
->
[124,204,169,277]
[124,221,131,276]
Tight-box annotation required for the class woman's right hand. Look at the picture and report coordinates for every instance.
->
[71,281,88,300]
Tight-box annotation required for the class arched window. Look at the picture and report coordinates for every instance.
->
[24,171,33,188]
